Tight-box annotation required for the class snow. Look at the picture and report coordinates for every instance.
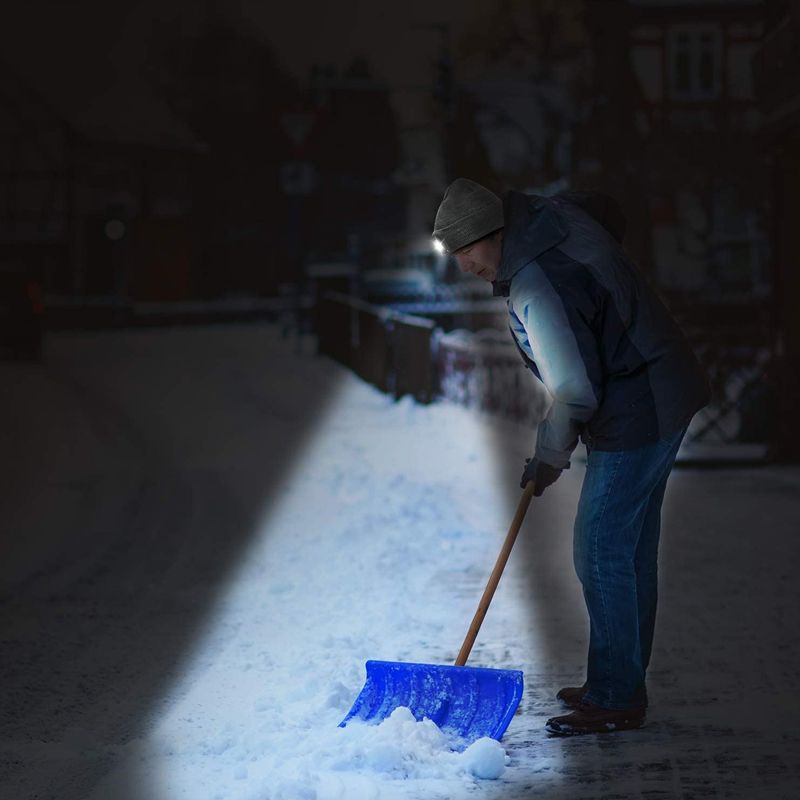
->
[3,323,799,800]
[80,348,541,799]
[326,707,506,781]
[459,737,508,780]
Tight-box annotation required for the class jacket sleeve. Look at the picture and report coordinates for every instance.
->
[509,260,603,469]
[507,306,545,382]
[508,323,543,380]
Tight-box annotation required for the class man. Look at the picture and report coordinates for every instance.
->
[432,178,711,736]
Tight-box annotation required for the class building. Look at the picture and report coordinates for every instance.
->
[0,6,205,304]
[753,0,800,459]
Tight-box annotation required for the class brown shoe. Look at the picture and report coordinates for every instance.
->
[546,700,646,736]
[557,684,648,710]
[556,684,588,709]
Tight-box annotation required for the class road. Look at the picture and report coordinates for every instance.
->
[0,325,336,799]
[1,324,799,799]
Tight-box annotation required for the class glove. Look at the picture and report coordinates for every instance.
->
[520,456,563,496]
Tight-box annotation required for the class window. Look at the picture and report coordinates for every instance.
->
[668,26,722,101]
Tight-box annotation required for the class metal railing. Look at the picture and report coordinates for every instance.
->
[316,292,777,455]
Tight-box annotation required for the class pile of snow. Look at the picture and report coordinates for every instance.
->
[131,679,511,799]
[335,708,508,781]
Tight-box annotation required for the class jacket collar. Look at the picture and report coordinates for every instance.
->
[492,191,569,297]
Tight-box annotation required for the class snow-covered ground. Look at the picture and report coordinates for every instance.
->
[1,324,799,799]
[74,329,551,800]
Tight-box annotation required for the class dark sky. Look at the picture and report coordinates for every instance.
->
[2,0,492,84]
[233,0,502,132]
[239,0,491,82]
[1,0,500,137]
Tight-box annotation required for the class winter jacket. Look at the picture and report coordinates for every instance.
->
[494,190,711,469]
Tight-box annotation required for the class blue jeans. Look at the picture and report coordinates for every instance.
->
[574,426,687,710]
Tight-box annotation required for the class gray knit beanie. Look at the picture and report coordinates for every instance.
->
[432,178,504,253]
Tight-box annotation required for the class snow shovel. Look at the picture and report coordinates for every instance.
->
[340,482,535,746]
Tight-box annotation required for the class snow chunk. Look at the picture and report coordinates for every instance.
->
[459,736,508,780]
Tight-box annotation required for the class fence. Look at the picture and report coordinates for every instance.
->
[316,291,777,454]
[316,291,436,402]
[434,329,551,427]
[316,291,550,426]
[688,341,776,446]
[674,300,778,448]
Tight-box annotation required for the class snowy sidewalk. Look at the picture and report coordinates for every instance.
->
[2,325,798,799]
[91,338,799,799]
[86,366,551,799]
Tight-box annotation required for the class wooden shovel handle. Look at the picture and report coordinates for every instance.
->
[454,481,536,667]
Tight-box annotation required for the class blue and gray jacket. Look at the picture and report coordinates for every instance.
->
[494,190,711,469]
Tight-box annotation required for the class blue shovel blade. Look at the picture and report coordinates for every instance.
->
[339,660,523,748]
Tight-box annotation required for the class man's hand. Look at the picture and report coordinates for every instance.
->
[520,457,563,496]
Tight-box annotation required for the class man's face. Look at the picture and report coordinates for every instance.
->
[452,230,503,282]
